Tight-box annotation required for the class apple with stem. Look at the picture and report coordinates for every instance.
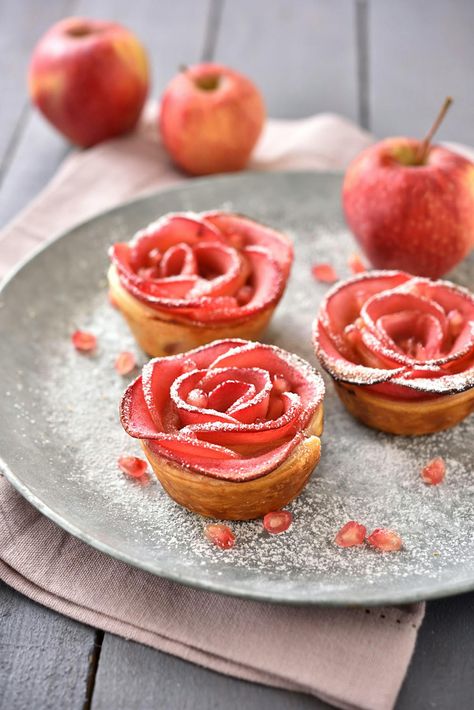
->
[28,17,149,147]
[159,63,265,175]
[342,97,474,278]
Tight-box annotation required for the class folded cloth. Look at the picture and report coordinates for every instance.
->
[0,107,424,710]
[0,108,373,279]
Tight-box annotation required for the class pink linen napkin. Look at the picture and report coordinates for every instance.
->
[0,107,424,710]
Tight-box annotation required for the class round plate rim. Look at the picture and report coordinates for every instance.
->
[1,170,473,606]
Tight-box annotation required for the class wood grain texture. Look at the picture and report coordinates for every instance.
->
[75,0,213,96]
[397,592,474,709]
[214,0,359,120]
[0,112,69,228]
[0,581,97,710]
[91,634,331,710]
[0,0,74,178]
[2,1,474,709]
[0,0,212,228]
[368,0,474,143]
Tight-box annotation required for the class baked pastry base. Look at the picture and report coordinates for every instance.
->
[334,381,474,435]
[142,407,324,520]
[108,265,274,357]
[142,435,321,520]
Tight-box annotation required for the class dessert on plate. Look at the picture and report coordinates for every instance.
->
[108,211,293,356]
[119,339,325,519]
[313,270,474,435]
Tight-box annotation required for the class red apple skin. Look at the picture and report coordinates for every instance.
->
[342,138,474,278]
[28,17,149,147]
[159,63,265,175]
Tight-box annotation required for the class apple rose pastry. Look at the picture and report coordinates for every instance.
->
[108,211,293,356]
[120,339,325,519]
[313,271,474,435]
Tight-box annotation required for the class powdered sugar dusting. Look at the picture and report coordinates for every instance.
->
[1,172,473,604]
[315,270,474,393]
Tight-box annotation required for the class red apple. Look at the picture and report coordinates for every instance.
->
[159,63,265,175]
[342,137,474,278]
[28,17,149,147]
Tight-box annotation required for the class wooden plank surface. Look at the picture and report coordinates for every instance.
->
[0,582,97,710]
[91,634,330,710]
[75,0,213,96]
[397,592,474,708]
[82,591,474,710]
[368,0,474,143]
[1,1,474,709]
[0,0,213,228]
[0,113,69,228]
[0,0,74,180]
[214,0,359,121]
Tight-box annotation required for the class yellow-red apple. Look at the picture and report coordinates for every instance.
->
[28,17,149,147]
[159,63,265,175]
[343,138,474,278]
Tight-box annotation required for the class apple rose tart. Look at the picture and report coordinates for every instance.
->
[120,339,325,519]
[313,271,474,435]
[108,211,293,356]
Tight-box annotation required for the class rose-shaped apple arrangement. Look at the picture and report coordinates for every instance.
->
[313,271,474,435]
[120,339,325,519]
[109,211,293,356]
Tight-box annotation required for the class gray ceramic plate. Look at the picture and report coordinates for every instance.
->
[1,171,473,606]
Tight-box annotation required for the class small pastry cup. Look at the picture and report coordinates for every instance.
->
[142,407,324,520]
[108,265,274,357]
[334,381,474,436]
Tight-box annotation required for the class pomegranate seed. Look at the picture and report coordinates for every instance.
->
[272,374,289,394]
[335,521,366,547]
[148,248,162,266]
[236,284,253,305]
[367,528,403,552]
[138,266,159,280]
[182,358,198,372]
[204,524,236,549]
[415,343,427,360]
[72,330,97,352]
[187,388,208,408]
[118,455,148,478]
[447,309,463,337]
[344,323,360,345]
[348,253,366,274]
[115,351,137,376]
[421,457,446,485]
[311,263,338,283]
[263,511,293,534]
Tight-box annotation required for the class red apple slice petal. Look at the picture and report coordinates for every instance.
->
[314,270,474,396]
[203,211,293,277]
[120,376,163,438]
[129,213,222,270]
[146,434,307,481]
[110,212,292,323]
[182,392,301,447]
[158,242,197,277]
[120,339,324,481]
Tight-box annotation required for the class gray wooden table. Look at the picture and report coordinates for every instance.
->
[1,2,473,708]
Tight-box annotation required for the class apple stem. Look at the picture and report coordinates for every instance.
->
[417,96,453,164]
